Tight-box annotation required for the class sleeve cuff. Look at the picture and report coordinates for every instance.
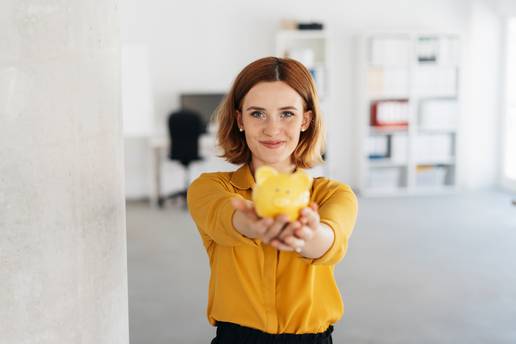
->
[219,197,260,247]
[298,219,346,265]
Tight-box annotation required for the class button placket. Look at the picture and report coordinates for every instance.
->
[262,245,278,332]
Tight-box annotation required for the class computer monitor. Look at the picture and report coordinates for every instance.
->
[180,93,226,133]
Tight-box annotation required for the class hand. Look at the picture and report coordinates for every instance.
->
[231,198,305,252]
[232,198,294,244]
[271,203,321,253]
[230,198,273,240]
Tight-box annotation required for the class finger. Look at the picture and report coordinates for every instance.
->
[231,198,258,220]
[300,207,320,229]
[299,204,317,225]
[269,239,294,252]
[230,197,243,207]
[283,236,305,252]
[230,197,250,211]
[277,221,301,241]
[294,225,315,241]
[251,217,273,236]
[262,215,289,244]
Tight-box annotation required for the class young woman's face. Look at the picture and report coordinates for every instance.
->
[237,81,312,173]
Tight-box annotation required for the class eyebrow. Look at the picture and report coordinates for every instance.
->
[245,106,298,111]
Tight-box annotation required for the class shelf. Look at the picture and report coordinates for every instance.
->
[360,187,409,197]
[368,94,411,101]
[356,32,461,196]
[361,185,457,198]
[276,30,327,40]
[370,126,409,135]
[368,64,409,69]
[414,92,458,98]
[417,95,458,101]
[417,128,457,134]
[409,185,457,194]
[415,160,455,165]
[369,160,407,168]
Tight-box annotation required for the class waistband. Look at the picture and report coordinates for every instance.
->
[214,321,333,344]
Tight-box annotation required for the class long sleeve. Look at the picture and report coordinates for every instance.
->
[187,172,258,248]
[307,179,358,266]
[189,169,354,334]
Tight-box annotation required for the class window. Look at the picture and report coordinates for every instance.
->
[502,18,516,188]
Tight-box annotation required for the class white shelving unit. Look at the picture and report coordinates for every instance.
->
[275,30,330,176]
[275,30,328,100]
[355,32,461,196]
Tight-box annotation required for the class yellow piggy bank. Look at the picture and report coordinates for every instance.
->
[252,166,313,222]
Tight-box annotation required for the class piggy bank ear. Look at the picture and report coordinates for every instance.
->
[292,170,313,189]
[255,166,278,185]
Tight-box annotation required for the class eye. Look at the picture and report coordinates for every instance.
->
[250,111,265,119]
[280,111,295,118]
[275,188,280,192]
[285,190,290,194]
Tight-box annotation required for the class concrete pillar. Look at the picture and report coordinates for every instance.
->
[0,1,129,343]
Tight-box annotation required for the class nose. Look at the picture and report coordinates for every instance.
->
[263,117,281,137]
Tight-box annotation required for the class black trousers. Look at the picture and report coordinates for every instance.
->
[211,322,334,344]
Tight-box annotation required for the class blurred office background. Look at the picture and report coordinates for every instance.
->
[4,0,515,343]
[4,0,516,344]
[121,0,516,343]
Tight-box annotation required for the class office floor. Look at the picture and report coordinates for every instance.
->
[127,190,516,344]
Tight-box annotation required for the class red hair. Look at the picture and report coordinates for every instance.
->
[215,57,325,168]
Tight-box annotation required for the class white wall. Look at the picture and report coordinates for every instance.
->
[0,1,129,342]
[121,0,504,198]
[493,0,516,17]
[492,0,516,191]
[460,0,503,189]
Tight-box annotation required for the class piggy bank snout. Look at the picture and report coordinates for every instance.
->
[273,198,291,208]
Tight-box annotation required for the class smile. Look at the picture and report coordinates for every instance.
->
[259,140,286,149]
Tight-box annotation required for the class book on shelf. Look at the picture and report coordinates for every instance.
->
[416,36,439,63]
[415,164,449,186]
[358,32,461,195]
[367,134,408,163]
[370,99,409,127]
[367,135,388,159]
[416,36,460,66]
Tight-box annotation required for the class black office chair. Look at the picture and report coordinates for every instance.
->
[158,109,203,208]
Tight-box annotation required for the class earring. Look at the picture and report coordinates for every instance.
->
[239,127,244,132]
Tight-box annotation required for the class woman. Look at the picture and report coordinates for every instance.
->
[187,56,358,343]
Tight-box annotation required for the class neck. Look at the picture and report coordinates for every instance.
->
[250,159,296,175]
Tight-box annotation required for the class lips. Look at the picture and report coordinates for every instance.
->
[260,140,285,149]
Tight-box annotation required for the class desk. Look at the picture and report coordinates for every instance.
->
[148,134,227,207]
[148,136,168,207]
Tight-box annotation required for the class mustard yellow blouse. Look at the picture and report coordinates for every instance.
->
[187,164,358,334]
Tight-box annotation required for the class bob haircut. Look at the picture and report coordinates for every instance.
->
[215,56,325,169]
